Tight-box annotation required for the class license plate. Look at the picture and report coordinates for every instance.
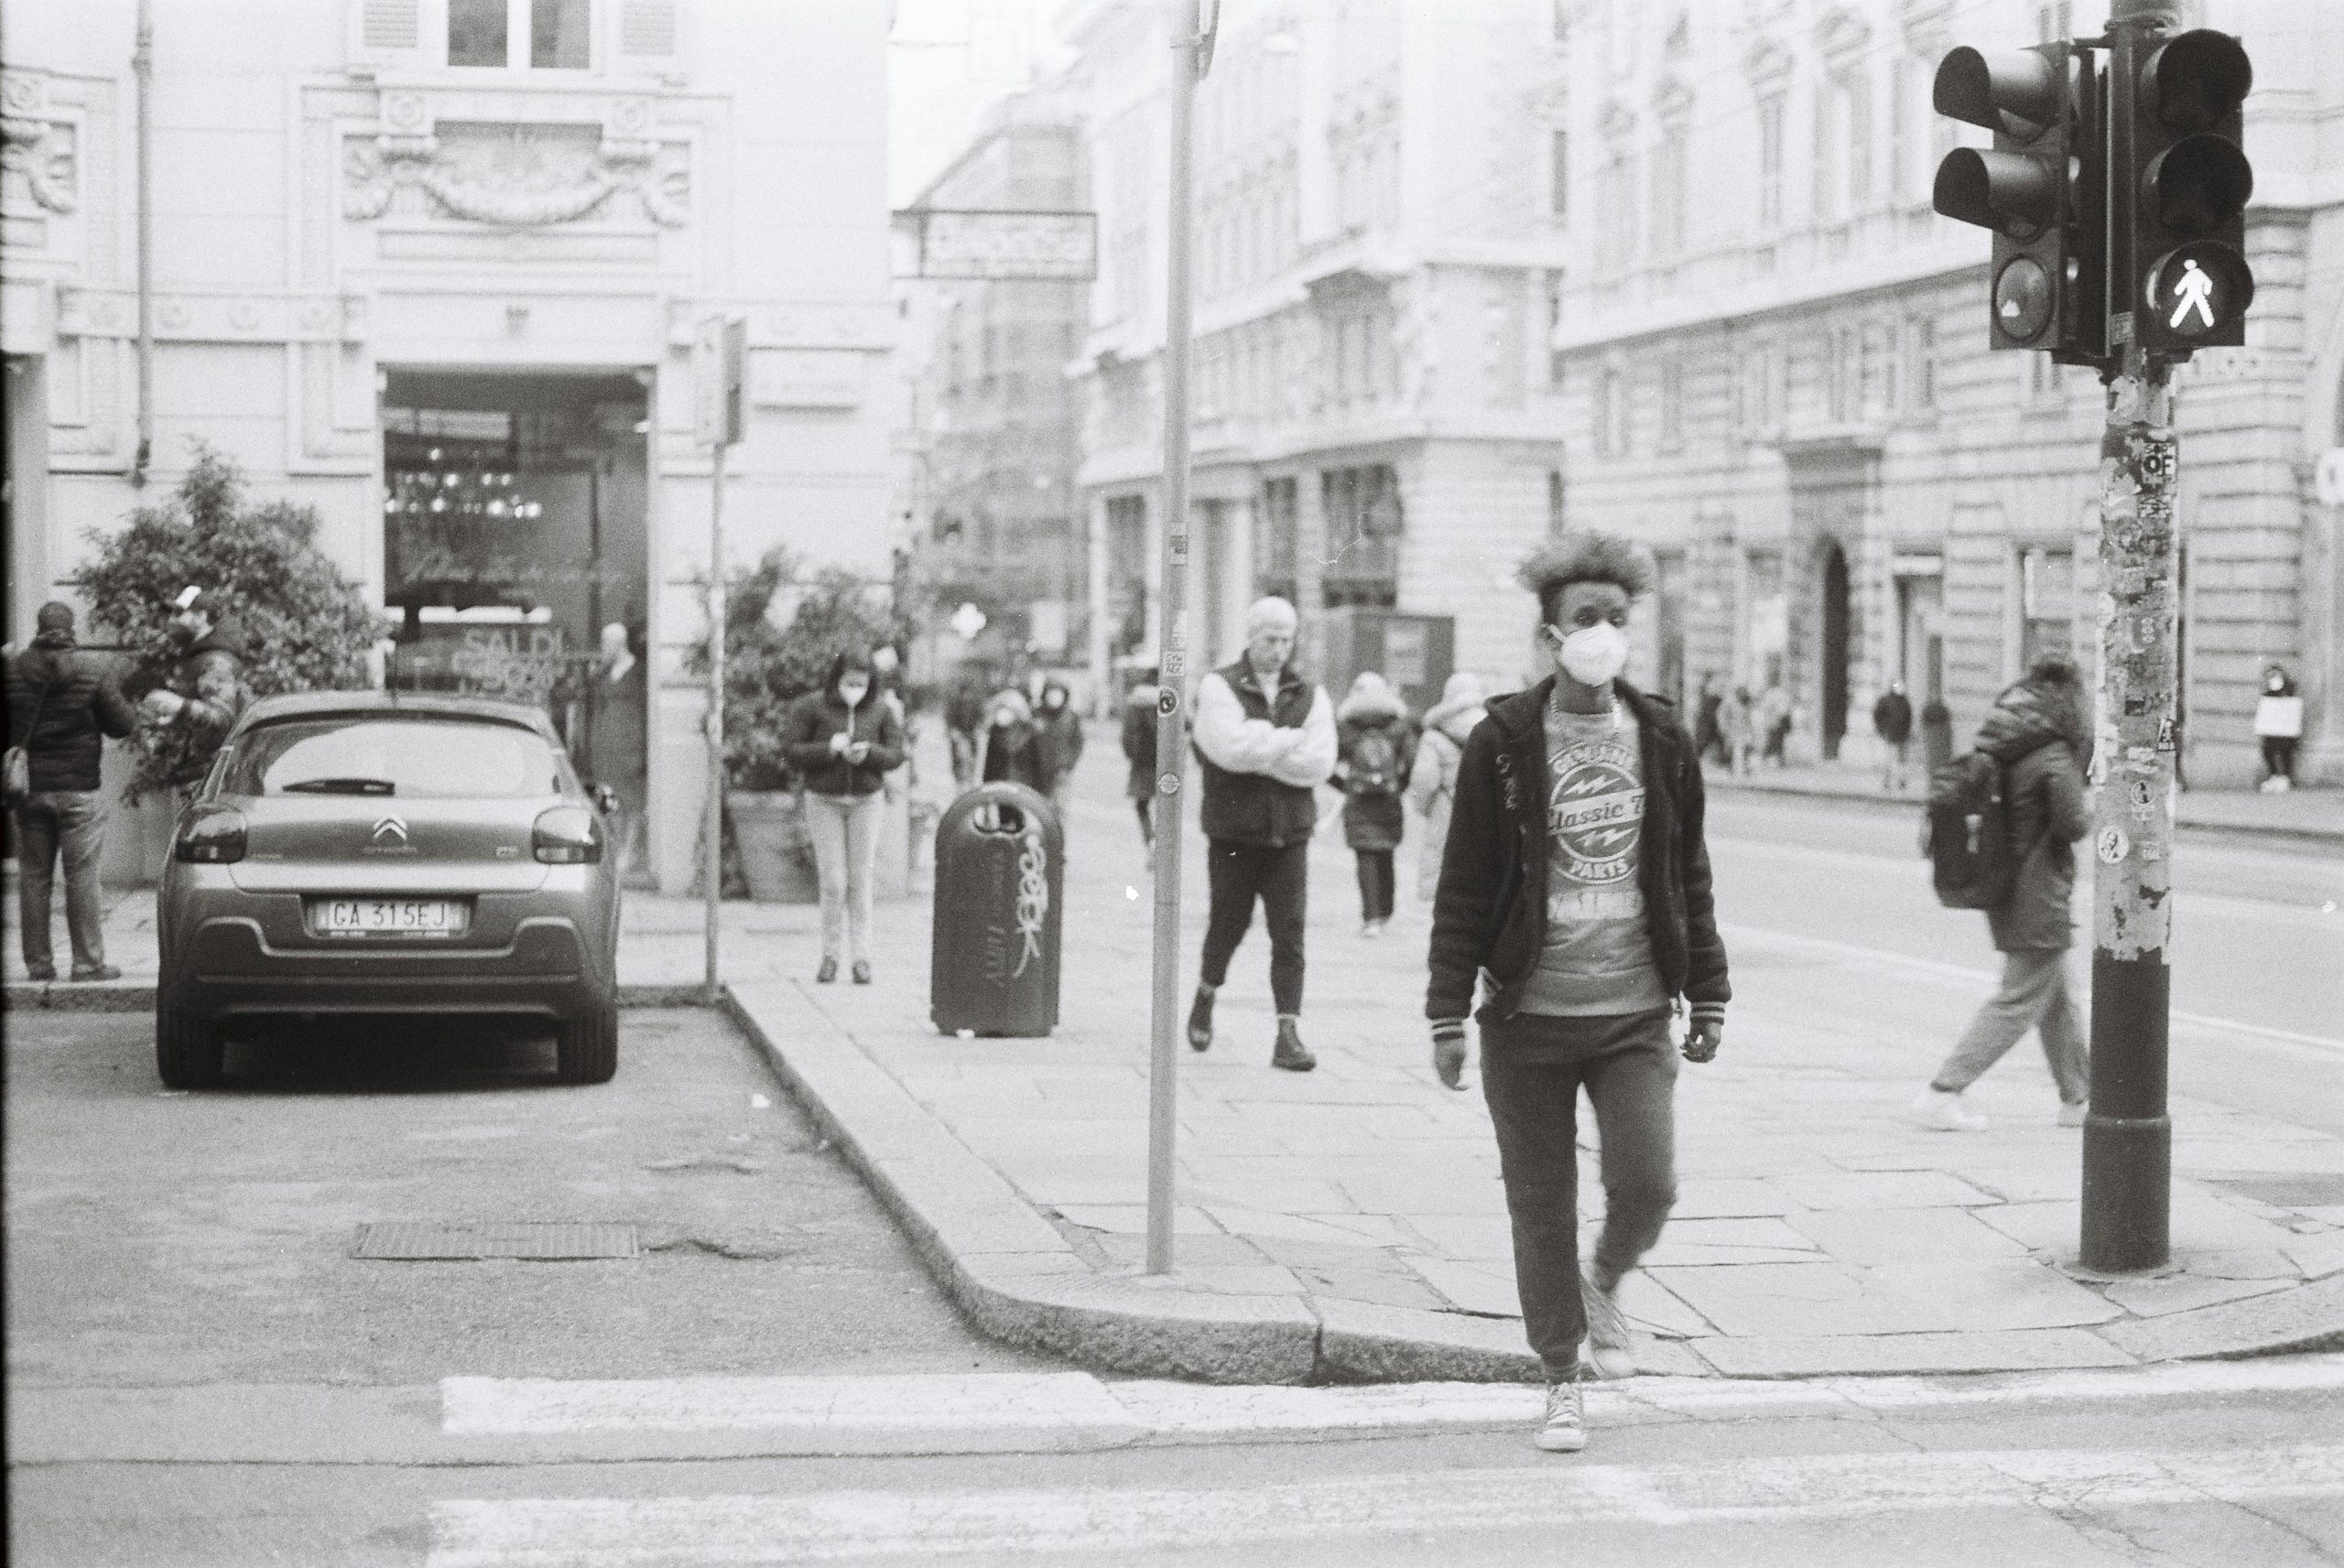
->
[311,898,465,937]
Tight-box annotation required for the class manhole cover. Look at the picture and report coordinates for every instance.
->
[2208,1174,2344,1209]
[353,1222,638,1260]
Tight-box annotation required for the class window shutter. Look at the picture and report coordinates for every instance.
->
[614,0,684,77]
[348,0,431,71]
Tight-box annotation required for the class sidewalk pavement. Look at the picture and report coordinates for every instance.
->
[9,740,2343,1384]
[1709,762,2343,845]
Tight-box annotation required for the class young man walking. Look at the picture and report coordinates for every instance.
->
[1912,652,2092,1131]
[1427,535,1729,1454]
[7,602,139,981]
[1188,596,1337,1071]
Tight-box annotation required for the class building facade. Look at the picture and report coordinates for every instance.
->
[1059,0,1573,700]
[1,0,895,890]
[1546,0,2344,784]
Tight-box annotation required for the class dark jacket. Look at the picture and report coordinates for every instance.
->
[978,688,1046,791]
[1872,689,1914,746]
[1976,680,2091,953]
[1193,656,1332,847]
[1033,687,1085,792]
[1121,683,1160,802]
[162,620,253,785]
[1335,693,1416,853]
[6,633,137,794]
[781,689,905,797]
[1426,676,1730,1031]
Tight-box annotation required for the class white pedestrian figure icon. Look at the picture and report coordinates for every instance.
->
[2170,258,2216,330]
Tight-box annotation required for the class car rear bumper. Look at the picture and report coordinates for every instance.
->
[166,915,613,1022]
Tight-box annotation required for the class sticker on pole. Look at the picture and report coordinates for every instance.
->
[2095,827,2132,865]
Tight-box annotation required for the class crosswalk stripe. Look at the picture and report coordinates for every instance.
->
[441,1372,1138,1443]
[427,1442,2344,1564]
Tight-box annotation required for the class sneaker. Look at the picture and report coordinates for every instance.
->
[1579,1267,1637,1379]
[1271,1019,1316,1073]
[1910,1087,1988,1132]
[1186,988,1214,1052]
[1361,921,1382,939]
[851,961,872,986]
[67,964,122,983]
[815,956,839,984]
[2057,1100,2087,1128]
[24,963,56,982]
[1534,1380,1586,1453]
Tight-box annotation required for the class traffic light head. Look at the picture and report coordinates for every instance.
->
[2131,28,2254,355]
[1931,41,2103,360]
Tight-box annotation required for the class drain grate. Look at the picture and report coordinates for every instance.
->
[2208,1173,2344,1209]
[353,1222,638,1260]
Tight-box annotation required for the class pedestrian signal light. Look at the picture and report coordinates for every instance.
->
[1932,41,2105,362]
[2128,29,2253,355]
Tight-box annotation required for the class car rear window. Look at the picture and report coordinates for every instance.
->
[223,717,570,799]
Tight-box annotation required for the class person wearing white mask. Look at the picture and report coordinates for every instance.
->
[1424,533,1730,1456]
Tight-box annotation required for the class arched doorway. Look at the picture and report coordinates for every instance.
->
[1820,540,1850,760]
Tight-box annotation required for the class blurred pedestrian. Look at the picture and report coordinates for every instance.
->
[945,677,987,787]
[1720,685,1753,775]
[1912,651,2091,1132]
[1335,670,1415,937]
[784,649,905,986]
[1187,596,1337,1072]
[1121,666,1161,848]
[976,687,1044,791]
[1405,671,1488,903]
[2254,663,2302,793]
[1693,674,1725,766]
[1919,697,1955,772]
[1872,680,1914,792]
[139,585,251,796]
[1757,680,1791,767]
[6,602,138,982]
[1427,533,1729,1454]
[1033,676,1085,813]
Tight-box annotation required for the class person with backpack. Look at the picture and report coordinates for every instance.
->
[1121,666,1161,848]
[1914,650,2093,1132]
[137,585,252,796]
[1334,671,1415,937]
[1405,671,1488,903]
[1427,534,1729,1455]
[7,602,139,982]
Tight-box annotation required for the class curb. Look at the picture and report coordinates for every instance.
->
[2,980,724,1014]
[717,979,2344,1386]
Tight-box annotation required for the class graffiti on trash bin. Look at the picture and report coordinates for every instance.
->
[1011,822,1049,978]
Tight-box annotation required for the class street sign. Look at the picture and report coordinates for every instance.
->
[895,209,1098,280]
[2315,448,2344,507]
[693,316,745,448]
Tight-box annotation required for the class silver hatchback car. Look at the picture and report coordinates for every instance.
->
[156,692,623,1088]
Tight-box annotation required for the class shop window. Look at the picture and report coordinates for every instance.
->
[450,0,591,69]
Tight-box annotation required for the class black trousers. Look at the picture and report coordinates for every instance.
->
[1481,1010,1679,1381]
[1200,838,1308,1015]
[1354,849,1395,923]
[2263,737,2297,783]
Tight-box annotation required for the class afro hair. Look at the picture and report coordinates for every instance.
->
[1516,533,1654,624]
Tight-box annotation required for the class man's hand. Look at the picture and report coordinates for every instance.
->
[845,741,871,765]
[140,688,185,724]
[1431,1023,1468,1090]
[1681,1019,1722,1064]
[829,732,852,756]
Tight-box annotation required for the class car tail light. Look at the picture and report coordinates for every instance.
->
[176,806,247,863]
[533,804,603,864]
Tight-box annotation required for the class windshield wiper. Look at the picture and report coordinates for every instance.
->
[281,777,396,795]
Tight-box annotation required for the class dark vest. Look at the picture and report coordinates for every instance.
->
[1197,658,1318,847]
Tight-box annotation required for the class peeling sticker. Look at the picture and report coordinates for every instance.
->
[2096,827,2132,865]
[2127,780,2154,810]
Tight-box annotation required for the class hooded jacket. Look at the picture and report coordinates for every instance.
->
[1335,675,1416,852]
[1121,681,1161,801]
[6,630,137,794]
[1975,678,2091,953]
[1033,680,1085,790]
[978,688,1045,790]
[1405,677,1487,900]
[162,619,253,785]
[1426,676,1729,1033]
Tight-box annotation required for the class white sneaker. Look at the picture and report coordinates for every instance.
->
[1534,1380,1586,1453]
[1361,920,1384,939]
[1579,1267,1637,1379]
[1910,1087,1988,1131]
[2057,1100,2087,1128]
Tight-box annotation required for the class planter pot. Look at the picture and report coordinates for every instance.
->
[727,791,819,903]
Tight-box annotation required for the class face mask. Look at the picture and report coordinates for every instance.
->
[1556,622,1629,687]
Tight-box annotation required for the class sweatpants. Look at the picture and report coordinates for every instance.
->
[1480,1009,1679,1382]
[1199,838,1308,1015]
[1930,947,2089,1105]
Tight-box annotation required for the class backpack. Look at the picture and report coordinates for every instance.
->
[1925,750,2019,910]
[1349,725,1401,796]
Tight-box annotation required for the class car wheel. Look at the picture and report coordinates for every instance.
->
[156,1002,224,1090]
[556,1002,619,1085]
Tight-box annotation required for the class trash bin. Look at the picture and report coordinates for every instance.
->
[930,783,1063,1036]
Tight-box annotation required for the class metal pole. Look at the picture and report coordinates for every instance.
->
[130,0,154,487]
[2081,0,2179,1273]
[1145,0,1203,1277]
[703,440,728,1006]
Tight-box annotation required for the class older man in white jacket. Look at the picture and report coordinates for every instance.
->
[1185,596,1339,1071]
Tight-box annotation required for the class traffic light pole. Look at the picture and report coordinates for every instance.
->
[2079,0,2181,1274]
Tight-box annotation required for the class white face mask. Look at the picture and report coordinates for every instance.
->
[1556,622,1629,688]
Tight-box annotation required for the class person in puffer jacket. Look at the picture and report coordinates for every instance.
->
[1911,651,2092,1133]
[1405,671,1487,903]
[8,602,138,981]
[1334,670,1415,936]
[1121,670,1161,847]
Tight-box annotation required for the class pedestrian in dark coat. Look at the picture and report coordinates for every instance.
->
[7,602,138,981]
[138,585,251,793]
[1334,670,1415,935]
[977,688,1045,791]
[2254,664,2302,792]
[782,649,906,984]
[1121,668,1160,847]
[1913,652,2092,1131]
[1872,681,1915,792]
[1033,677,1085,811]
